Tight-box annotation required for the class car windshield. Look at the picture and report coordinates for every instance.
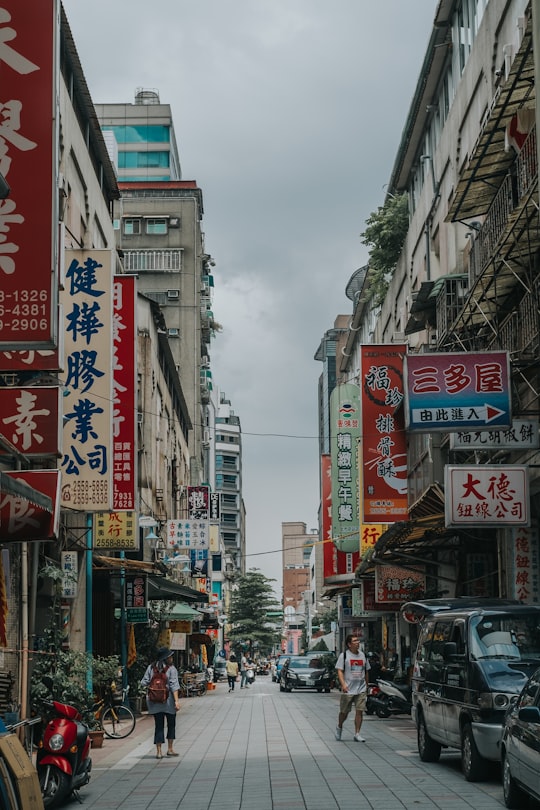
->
[470,612,540,661]
[288,657,322,669]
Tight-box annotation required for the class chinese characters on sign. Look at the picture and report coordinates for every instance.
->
[187,486,209,519]
[449,419,539,450]
[166,519,209,549]
[93,511,138,551]
[445,465,529,527]
[405,351,511,431]
[511,526,539,604]
[0,1,58,348]
[375,565,425,603]
[60,250,112,510]
[0,469,60,541]
[330,383,361,553]
[361,345,408,523]
[0,386,61,454]
[112,276,136,510]
[61,551,78,599]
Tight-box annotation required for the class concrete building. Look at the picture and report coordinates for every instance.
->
[214,391,246,575]
[332,0,540,666]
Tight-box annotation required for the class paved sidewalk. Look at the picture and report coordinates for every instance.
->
[81,677,507,810]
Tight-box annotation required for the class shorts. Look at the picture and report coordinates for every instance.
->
[339,691,367,716]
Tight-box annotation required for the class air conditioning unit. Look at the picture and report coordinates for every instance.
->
[137,412,144,424]
[167,328,180,337]
[167,289,180,300]
[201,358,210,369]
[169,217,180,228]
[203,429,211,445]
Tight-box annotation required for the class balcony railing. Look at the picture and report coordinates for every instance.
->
[123,249,182,272]
[469,126,537,284]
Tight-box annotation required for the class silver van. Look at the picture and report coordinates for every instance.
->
[402,598,540,782]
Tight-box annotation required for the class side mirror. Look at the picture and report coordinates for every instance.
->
[443,642,458,661]
[518,706,540,723]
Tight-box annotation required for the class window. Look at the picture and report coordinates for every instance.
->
[124,218,141,235]
[118,152,170,169]
[102,124,170,144]
[146,219,167,235]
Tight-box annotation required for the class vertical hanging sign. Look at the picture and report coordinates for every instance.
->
[60,250,113,510]
[361,345,408,523]
[0,1,58,349]
[113,276,137,510]
[330,383,361,553]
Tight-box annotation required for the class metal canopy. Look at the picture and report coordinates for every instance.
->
[447,22,534,223]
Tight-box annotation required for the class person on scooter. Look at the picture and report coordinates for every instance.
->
[335,635,370,743]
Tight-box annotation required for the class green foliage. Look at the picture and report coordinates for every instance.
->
[227,571,281,656]
[361,193,409,306]
[310,638,330,651]
[318,606,337,634]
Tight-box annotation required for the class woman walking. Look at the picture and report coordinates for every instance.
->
[226,654,239,692]
[141,647,181,759]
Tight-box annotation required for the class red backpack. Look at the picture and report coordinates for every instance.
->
[147,664,169,703]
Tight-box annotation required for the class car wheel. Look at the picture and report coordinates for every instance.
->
[324,688,331,693]
[417,711,441,762]
[317,688,322,693]
[502,748,526,809]
[461,723,487,782]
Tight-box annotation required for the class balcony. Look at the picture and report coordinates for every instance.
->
[123,249,182,272]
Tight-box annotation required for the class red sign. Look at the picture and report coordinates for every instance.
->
[188,486,209,519]
[0,347,61,372]
[113,276,136,510]
[0,2,58,348]
[0,469,60,541]
[0,386,61,455]
[361,345,408,523]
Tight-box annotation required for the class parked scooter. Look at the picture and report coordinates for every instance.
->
[36,677,92,808]
[370,677,412,718]
[365,682,382,715]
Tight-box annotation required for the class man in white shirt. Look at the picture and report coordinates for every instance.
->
[240,654,249,688]
[335,634,370,742]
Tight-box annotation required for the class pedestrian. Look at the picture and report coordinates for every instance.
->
[140,647,181,759]
[225,654,239,692]
[240,653,249,688]
[335,634,370,742]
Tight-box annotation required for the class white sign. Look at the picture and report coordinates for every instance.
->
[445,465,529,527]
[61,550,78,598]
[450,419,539,450]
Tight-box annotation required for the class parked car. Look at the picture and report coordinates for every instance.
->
[280,655,332,693]
[272,655,287,683]
[213,658,227,682]
[501,665,540,808]
[402,597,540,782]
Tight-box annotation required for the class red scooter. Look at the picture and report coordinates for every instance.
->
[36,678,92,808]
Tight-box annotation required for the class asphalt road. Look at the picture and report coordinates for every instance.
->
[79,676,513,810]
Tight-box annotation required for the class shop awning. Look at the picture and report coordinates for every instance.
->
[147,574,209,604]
[0,470,52,511]
[162,602,203,622]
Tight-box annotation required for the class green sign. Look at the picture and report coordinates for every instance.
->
[126,607,149,623]
[330,383,360,553]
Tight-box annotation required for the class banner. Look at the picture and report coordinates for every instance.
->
[93,511,138,551]
[0,387,61,455]
[166,519,209,549]
[330,383,361,552]
[445,465,529,527]
[113,276,137,510]
[361,344,408,522]
[0,0,58,349]
[60,249,113,510]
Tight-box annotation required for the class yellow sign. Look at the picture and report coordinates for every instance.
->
[360,523,384,557]
[93,511,138,550]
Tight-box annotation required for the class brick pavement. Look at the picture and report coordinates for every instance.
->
[81,676,507,810]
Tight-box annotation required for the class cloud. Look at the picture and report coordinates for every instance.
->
[63,0,436,587]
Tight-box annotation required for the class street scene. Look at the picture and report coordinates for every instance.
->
[2,1,540,809]
[80,681,508,810]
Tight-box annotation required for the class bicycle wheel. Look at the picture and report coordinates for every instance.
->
[101,704,136,739]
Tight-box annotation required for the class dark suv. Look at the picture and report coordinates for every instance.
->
[280,655,332,693]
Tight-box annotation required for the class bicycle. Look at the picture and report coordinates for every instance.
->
[92,684,136,738]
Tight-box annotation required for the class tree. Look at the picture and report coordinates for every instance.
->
[227,571,281,656]
[361,193,409,306]
[318,606,337,634]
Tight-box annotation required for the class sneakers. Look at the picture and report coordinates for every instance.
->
[335,726,342,741]
[353,733,366,742]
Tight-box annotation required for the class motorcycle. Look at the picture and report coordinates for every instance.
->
[36,678,92,808]
[370,677,412,718]
[365,682,382,715]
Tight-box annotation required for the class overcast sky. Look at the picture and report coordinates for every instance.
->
[62,1,436,590]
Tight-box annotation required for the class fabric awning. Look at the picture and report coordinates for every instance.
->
[0,471,52,511]
[162,602,203,621]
